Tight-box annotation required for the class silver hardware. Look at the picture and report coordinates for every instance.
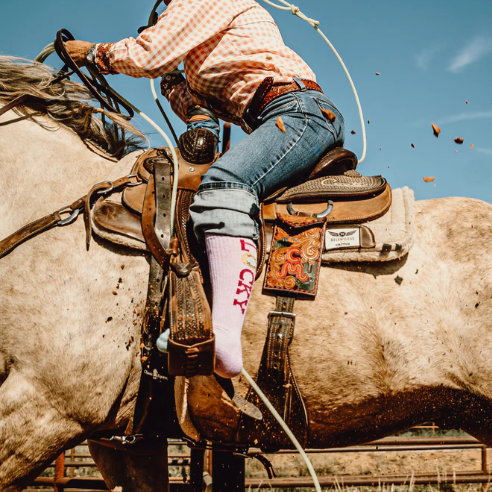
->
[125,174,142,187]
[96,180,114,194]
[57,208,81,226]
[287,200,333,220]
[268,310,296,318]
[103,434,143,445]
[188,167,195,172]
[144,368,169,381]
[316,200,334,219]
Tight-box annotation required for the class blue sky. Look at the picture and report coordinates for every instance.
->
[1,0,491,202]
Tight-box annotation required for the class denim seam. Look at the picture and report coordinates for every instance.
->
[196,183,259,202]
[313,96,345,124]
[251,102,310,189]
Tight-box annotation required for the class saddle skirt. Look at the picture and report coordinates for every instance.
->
[90,148,415,265]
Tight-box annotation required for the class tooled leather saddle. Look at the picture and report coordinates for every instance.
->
[0,143,392,447]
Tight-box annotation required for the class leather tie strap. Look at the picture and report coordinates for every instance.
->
[0,94,30,118]
[0,211,62,259]
[141,162,172,268]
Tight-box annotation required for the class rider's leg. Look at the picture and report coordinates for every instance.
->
[190,88,345,378]
[205,233,257,378]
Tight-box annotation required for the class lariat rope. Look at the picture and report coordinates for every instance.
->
[260,0,367,163]
[35,2,361,483]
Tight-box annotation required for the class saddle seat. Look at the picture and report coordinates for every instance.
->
[92,146,392,253]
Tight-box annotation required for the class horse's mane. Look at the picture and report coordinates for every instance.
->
[0,56,146,159]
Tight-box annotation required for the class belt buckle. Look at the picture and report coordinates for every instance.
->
[268,310,296,319]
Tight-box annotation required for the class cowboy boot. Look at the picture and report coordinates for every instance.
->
[179,105,219,164]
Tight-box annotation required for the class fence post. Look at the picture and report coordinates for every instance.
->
[53,452,65,492]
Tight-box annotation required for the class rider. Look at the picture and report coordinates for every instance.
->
[66,0,344,379]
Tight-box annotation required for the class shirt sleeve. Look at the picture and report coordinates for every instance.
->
[168,80,196,122]
[93,0,234,78]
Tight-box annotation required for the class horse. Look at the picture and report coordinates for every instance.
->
[2,56,492,492]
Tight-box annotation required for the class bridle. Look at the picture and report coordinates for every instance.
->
[54,29,134,118]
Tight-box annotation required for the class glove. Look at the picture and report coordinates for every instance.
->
[160,72,185,100]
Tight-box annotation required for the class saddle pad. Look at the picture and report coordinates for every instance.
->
[321,186,414,263]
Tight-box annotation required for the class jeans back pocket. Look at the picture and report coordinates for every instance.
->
[313,97,345,145]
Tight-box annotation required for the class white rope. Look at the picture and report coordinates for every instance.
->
[260,0,367,163]
[106,82,179,236]
[34,44,56,64]
[241,368,322,492]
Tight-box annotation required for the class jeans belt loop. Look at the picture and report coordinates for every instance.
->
[242,107,258,132]
[293,77,306,91]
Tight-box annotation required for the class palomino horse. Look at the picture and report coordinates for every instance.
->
[2,57,492,492]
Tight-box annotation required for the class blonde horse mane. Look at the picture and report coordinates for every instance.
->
[0,56,146,159]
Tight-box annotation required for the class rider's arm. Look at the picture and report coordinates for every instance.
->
[93,0,234,78]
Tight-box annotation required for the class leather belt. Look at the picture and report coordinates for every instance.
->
[244,77,323,131]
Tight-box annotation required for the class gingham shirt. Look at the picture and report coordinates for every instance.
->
[94,0,315,125]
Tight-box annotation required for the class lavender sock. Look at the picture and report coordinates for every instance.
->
[205,234,257,378]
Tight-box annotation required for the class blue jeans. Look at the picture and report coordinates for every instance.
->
[189,83,345,242]
[187,118,221,140]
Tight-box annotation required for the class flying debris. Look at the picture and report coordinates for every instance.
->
[411,143,415,148]
[321,108,336,122]
[471,144,475,149]
[351,130,356,134]
[432,124,441,137]
[454,137,464,144]
[276,116,286,133]
[375,72,380,75]
[423,177,436,183]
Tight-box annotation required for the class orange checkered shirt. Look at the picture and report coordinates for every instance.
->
[94,0,315,126]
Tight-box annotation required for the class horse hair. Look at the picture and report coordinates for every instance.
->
[0,56,146,159]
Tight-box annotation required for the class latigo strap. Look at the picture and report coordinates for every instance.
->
[236,296,308,449]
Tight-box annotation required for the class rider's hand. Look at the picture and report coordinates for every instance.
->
[65,40,93,67]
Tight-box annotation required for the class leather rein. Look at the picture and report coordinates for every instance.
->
[0,29,133,122]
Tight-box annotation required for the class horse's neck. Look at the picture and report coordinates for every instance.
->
[0,111,120,236]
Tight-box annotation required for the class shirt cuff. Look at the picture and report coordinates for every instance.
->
[93,43,117,75]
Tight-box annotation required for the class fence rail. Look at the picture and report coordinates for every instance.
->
[25,431,492,491]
